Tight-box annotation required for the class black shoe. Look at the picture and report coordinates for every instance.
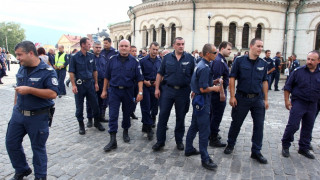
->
[131,113,138,119]
[224,145,234,154]
[34,177,47,180]
[142,124,148,133]
[274,89,280,91]
[151,117,156,128]
[282,147,290,157]
[94,118,105,131]
[176,143,184,151]
[209,134,226,147]
[152,143,165,151]
[58,95,62,98]
[201,159,217,170]
[298,149,315,159]
[87,118,93,128]
[100,113,108,123]
[147,129,154,141]
[79,121,85,135]
[10,168,32,180]
[104,133,117,152]
[123,129,130,143]
[185,148,200,157]
[251,152,268,164]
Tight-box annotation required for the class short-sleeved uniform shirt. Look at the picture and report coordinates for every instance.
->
[95,54,108,79]
[284,65,320,103]
[211,53,229,90]
[290,59,300,74]
[139,54,162,81]
[105,54,143,87]
[273,56,281,73]
[16,60,59,110]
[100,47,118,60]
[230,55,268,94]
[191,58,213,95]
[158,51,195,87]
[69,51,97,80]
[263,57,275,72]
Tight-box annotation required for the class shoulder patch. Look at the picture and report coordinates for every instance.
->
[52,77,58,85]
[47,66,54,71]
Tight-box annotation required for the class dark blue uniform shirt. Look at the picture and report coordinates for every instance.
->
[95,54,107,79]
[100,47,118,60]
[105,54,144,87]
[210,53,229,89]
[273,56,281,73]
[263,57,275,72]
[16,60,59,110]
[140,54,162,81]
[230,55,268,94]
[290,59,300,73]
[284,65,320,102]
[69,51,97,80]
[191,59,213,94]
[158,51,195,87]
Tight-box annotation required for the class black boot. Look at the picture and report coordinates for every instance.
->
[131,112,138,119]
[209,133,226,147]
[87,118,93,128]
[10,168,32,180]
[142,124,148,133]
[100,110,108,123]
[146,124,154,141]
[34,177,47,180]
[151,116,156,128]
[104,133,117,152]
[79,121,85,135]
[94,117,105,131]
[123,129,130,142]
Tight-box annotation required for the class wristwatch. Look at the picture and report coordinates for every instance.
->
[138,92,143,95]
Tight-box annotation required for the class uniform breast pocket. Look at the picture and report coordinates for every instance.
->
[76,61,86,72]
[125,67,135,78]
[166,62,176,74]
[240,65,251,77]
[254,66,265,80]
[182,64,192,75]
[16,74,24,86]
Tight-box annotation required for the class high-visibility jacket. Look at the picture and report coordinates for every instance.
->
[55,52,66,67]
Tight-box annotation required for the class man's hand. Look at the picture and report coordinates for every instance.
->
[144,80,152,87]
[264,100,269,110]
[191,92,195,99]
[101,90,107,99]
[72,85,78,94]
[213,79,220,85]
[136,94,143,102]
[15,86,31,95]
[229,96,237,107]
[95,83,99,92]
[285,100,292,110]
[155,89,160,99]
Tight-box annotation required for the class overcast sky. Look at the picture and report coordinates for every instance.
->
[1,0,142,45]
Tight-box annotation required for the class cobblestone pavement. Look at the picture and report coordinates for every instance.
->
[1,64,320,180]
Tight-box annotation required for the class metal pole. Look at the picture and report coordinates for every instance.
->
[208,18,210,43]
[5,35,8,51]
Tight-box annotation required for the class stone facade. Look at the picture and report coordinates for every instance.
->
[109,0,320,60]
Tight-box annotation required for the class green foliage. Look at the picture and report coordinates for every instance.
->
[0,22,26,54]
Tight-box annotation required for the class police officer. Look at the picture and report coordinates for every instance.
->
[140,42,161,140]
[224,38,269,164]
[86,41,108,127]
[185,44,222,170]
[6,41,58,180]
[152,37,195,151]
[101,39,143,152]
[290,53,300,74]
[130,46,140,120]
[269,51,281,91]
[69,37,105,135]
[209,41,231,147]
[53,45,69,98]
[281,51,320,159]
[263,50,275,90]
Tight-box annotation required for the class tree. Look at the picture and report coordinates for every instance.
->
[0,22,26,54]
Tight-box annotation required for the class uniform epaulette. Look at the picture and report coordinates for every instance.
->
[261,58,267,63]
[294,66,303,71]
[46,66,54,71]
[87,51,93,55]
[109,54,117,60]
[221,59,224,63]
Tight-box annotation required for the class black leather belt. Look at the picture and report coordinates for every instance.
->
[18,107,51,116]
[167,84,188,90]
[76,79,91,85]
[237,91,259,98]
[111,86,129,89]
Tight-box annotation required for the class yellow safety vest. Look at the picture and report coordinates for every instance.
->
[55,53,66,67]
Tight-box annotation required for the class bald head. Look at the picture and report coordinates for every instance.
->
[58,45,64,53]
[118,39,131,57]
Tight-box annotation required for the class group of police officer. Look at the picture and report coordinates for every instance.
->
[5,36,320,179]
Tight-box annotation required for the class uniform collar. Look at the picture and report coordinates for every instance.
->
[202,58,210,65]
[146,54,160,62]
[79,51,89,57]
[171,51,185,59]
[217,53,227,62]
[22,59,48,75]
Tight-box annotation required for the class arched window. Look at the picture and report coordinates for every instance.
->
[146,31,149,47]
[161,25,166,47]
[242,23,250,49]
[214,22,222,47]
[153,27,156,42]
[316,24,320,51]
[255,24,262,39]
[127,35,131,44]
[171,24,176,47]
[119,36,124,40]
[228,23,236,47]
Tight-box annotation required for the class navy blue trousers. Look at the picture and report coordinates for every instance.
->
[56,69,66,95]
[86,79,107,119]
[186,94,210,162]
[140,85,159,125]
[74,80,99,121]
[6,106,49,178]
[270,72,280,90]
[227,94,265,154]
[156,85,190,144]
[282,99,317,151]
[108,87,134,133]
[210,90,227,135]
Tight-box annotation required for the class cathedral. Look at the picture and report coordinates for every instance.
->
[109,0,320,60]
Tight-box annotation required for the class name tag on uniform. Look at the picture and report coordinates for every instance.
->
[182,62,189,65]
[90,59,93,63]
[257,67,264,71]
[29,78,41,81]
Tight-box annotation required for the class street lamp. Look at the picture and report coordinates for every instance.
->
[5,28,12,52]
[208,12,212,43]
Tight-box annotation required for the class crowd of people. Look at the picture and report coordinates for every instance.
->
[4,36,320,179]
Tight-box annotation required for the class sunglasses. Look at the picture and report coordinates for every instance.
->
[210,51,217,55]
